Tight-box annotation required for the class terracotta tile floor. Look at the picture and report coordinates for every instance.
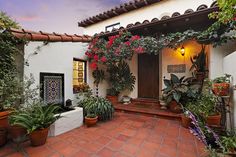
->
[0,112,207,157]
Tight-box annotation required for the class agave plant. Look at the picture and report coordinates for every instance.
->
[10,102,60,133]
[79,96,114,121]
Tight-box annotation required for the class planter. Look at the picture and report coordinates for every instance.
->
[206,114,221,126]
[49,107,83,136]
[8,125,27,140]
[0,110,10,129]
[85,116,98,127]
[181,114,192,128]
[29,128,49,146]
[212,83,230,96]
[106,95,118,103]
[0,127,7,147]
[169,101,182,113]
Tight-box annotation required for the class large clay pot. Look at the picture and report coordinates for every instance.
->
[206,114,221,126]
[106,95,118,103]
[181,114,192,128]
[29,128,49,146]
[0,110,10,129]
[8,125,27,140]
[169,101,182,113]
[85,116,98,127]
[0,127,7,147]
[212,83,230,96]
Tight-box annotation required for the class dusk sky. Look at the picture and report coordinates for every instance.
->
[0,0,130,34]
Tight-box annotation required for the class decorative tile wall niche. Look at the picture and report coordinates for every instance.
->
[40,73,64,105]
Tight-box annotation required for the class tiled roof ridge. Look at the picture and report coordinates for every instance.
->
[9,28,92,42]
[95,1,218,37]
[78,0,163,27]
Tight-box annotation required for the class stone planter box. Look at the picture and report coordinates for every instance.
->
[49,107,83,136]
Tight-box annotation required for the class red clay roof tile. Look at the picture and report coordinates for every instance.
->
[9,28,92,42]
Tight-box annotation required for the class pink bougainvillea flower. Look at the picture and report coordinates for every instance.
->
[124,41,131,46]
[90,62,97,70]
[85,52,93,58]
[134,46,144,54]
[115,48,121,55]
[101,56,107,62]
[131,35,141,41]
[94,55,99,61]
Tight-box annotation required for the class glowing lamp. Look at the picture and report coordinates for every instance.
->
[180,46,185,56]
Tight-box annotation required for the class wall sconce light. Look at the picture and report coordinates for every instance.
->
[180,46,185,56]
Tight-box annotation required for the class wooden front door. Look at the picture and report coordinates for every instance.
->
[138,53,159,99]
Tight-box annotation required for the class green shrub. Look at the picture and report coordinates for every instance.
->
[79,96,114,121]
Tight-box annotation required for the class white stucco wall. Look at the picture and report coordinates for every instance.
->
[209,41,236,79]
[223,51,236,128]
[24,41,89,101]
[83,0,213,35]
[161,40,210,90]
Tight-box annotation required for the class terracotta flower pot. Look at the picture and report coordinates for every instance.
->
[206,114,221,126]
[85,116,98,127]
[0,127,7,147]
[212,83,230,96]
[169,101,182,113]
[0,110,10,129]
[29,128,49,146]
[181,114,192,128]
[8,125,27,140]
[106,95,118,103]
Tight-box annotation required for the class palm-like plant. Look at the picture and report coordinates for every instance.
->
[10,102,60,133]
[79,96,114,121]
[107,61,136,95]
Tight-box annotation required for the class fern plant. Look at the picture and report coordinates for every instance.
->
[9,102,60,133]
[79,96,114,121]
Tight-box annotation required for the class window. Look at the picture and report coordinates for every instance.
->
[73,58,87,93]
[105,22,120,32]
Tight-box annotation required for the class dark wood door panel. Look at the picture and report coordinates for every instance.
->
[138,54,159,99]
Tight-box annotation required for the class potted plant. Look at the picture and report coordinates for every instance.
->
[84,113,98,127]
[212,74,231,96]
[162,74,189,113]
[221,131,236,154]
[106,88,119,103]
[181,109,192,128]
[187,94,221,126]
[190,45,207,81]
[10,102,60,146]
[74,83,92,103]
[79,96,114,121]
[8,109,27,141]
[106,61,135,103]
[0,127,7,146]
